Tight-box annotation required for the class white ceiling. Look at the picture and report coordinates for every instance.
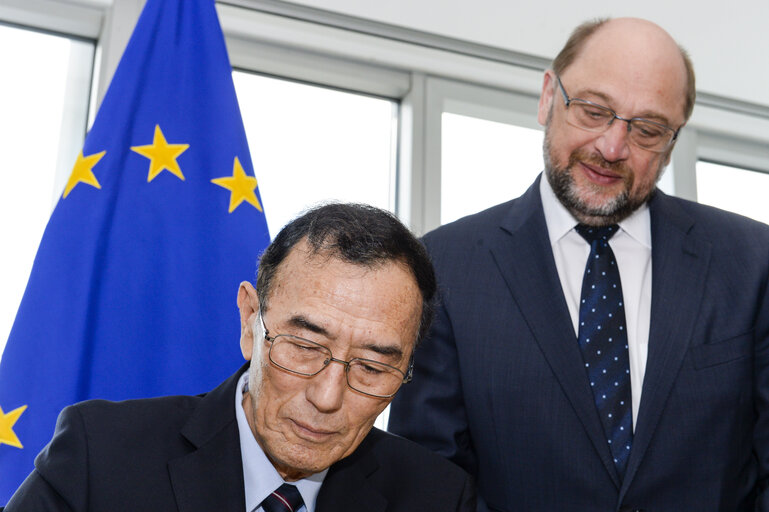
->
[286,0,769,108]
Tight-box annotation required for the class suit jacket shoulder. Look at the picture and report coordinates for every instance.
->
[648,190,769,290]
[424,197,522,251]
[319,428,476,512]
[422,177,544,268]
[650,190,769,242]
[6,367,246,512]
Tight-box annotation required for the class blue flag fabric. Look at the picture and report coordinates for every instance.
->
[0,0,270,501]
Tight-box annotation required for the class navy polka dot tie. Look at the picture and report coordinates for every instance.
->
[260,483,304,512]
[575,224,633,479]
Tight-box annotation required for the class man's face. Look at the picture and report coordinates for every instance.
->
[237,240,421,481]
[537,20,688,226]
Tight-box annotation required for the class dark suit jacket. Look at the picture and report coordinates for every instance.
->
[390,175,769,511]
[6,365,475,511]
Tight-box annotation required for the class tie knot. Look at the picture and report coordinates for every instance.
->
[575,224,619,245]
[261,483,304,512]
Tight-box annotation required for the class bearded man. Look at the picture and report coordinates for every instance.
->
[390,17,769,512]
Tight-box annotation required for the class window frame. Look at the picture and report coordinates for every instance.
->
[3,0,769,238]
[5,1,769,229]
[0,18,96,357]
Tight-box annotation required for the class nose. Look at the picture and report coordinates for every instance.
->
[594,118,631,162]
[305,359,347,413]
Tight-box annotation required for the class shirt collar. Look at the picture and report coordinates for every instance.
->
[235,370,328,512]
[539,172,651,248]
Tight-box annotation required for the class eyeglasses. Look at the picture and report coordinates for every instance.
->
[259,312,413,398]
[555,75,680,153]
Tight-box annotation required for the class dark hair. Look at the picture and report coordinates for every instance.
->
[256,203,437,345]
[552,18,696,122]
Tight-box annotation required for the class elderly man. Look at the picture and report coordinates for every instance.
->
[390,17,769,511]
[6,203,475,511]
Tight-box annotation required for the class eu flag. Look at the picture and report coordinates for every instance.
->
[0,0,270,501]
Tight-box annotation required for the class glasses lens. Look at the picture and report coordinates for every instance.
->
[269,335,330,375]
[567,101,674,152]
[347,359,404,397]
[568,101,614,131]
[628,119,672,151]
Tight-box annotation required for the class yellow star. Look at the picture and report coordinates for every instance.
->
[0,405,27,449]
[211,157,263,213]
[63,150,106,198]
[131,125,189,182]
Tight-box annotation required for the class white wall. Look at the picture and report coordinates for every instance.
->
[4,0,766,109]
[286,0,769,108]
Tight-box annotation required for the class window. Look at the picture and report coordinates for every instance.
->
[233,71,398,237]
[0,24,94,358]
[413,77,545,234]
[441,113,543,224]
[696,161,769,224]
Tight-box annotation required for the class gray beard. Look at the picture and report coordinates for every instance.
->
[542,133,657,226]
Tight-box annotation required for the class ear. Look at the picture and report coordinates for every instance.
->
[237,281,260,361]
[537,70,557,126]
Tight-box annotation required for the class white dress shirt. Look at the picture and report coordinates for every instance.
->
[539,176,652,428]
[235,370,328,512]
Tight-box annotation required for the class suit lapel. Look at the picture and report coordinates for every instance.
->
[316,433,387,512]
[618,191,712,498]
[489,176,622,488]
[168,366,248,512]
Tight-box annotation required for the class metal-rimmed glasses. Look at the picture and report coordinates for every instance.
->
[556,75,681,153]
[259,312,413,398]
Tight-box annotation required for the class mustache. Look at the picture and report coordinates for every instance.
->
[569,149,631,177]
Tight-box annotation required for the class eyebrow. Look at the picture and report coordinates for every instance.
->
[285,314,331,338]
[360,343,404,360]
[284,314,405,360]
[577,88,672,126]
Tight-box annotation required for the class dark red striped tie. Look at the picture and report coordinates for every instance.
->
[260,483,304,512]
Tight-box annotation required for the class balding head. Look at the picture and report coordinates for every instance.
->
[553,18,695,122]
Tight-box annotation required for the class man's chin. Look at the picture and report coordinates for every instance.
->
[567,189,656,226]
[269,445,335,480]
